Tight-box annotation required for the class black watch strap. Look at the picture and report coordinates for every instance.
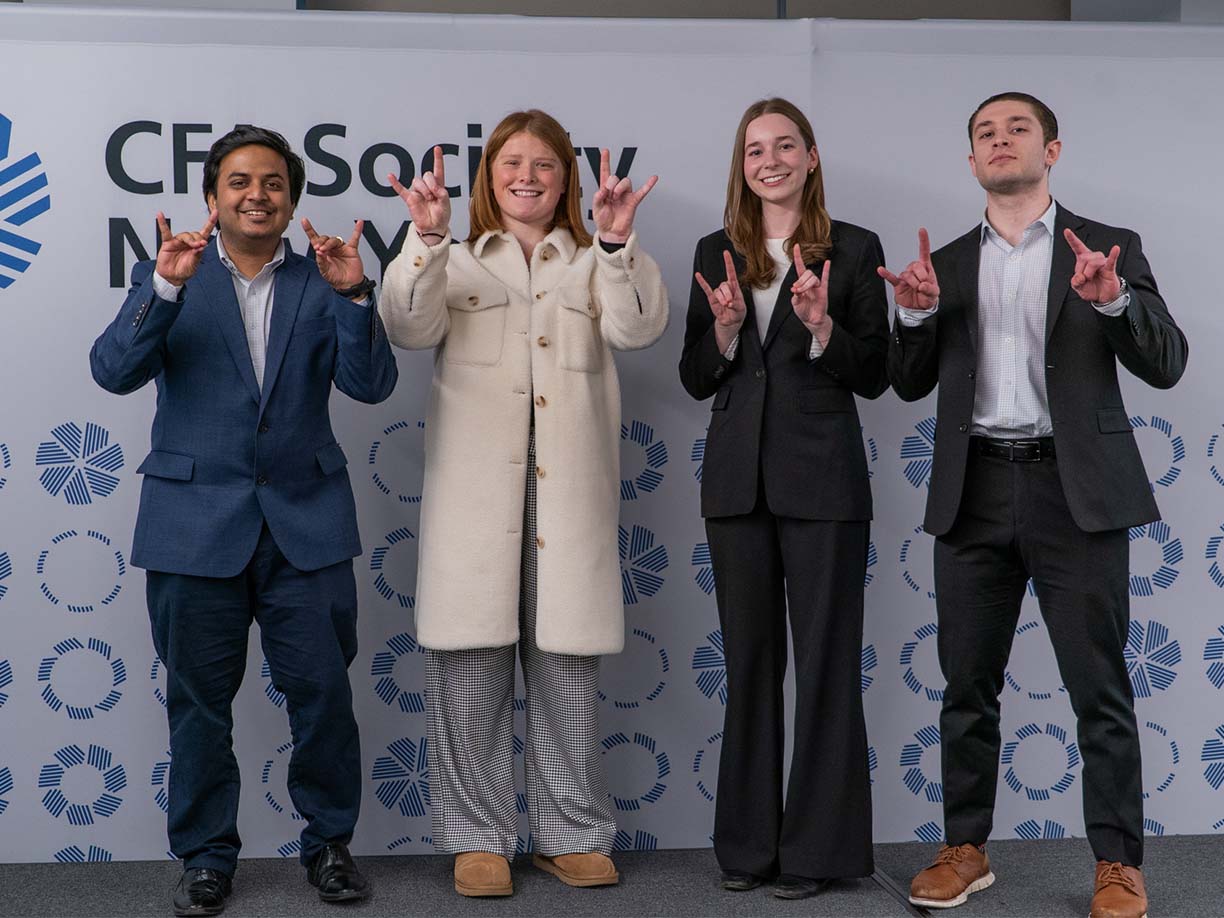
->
[334,276,376,299]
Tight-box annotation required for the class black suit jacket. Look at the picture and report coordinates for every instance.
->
[679,222,890,521]
[887,203,1187,536]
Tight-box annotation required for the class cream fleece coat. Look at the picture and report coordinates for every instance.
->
[380,227,668,654]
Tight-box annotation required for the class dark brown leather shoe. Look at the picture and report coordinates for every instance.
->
[533,852,619,887]
[1090,861,1148,918]
[909,843,994,908]
[454,852,513,897]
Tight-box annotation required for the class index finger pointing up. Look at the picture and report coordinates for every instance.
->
[347,220,364,250]
[793,243,806,276]
[600,148,611,188]
[301,216,321,242]
[918,227,932,264]
[1063,227,1090,255]
[157,212,173,244]
[430,145,444,186]
[722,249,739,287]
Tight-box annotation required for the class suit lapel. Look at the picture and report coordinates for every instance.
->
[259,247,308,413]
[761,261,798,352]
[1046,204,1080,344]
[199,245,261,405]
[952,229,981,358]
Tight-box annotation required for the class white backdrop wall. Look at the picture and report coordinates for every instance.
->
[0,6,1221,865]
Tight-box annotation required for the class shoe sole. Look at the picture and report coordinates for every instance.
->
[910,871,995,909]
[316,887,369,903]
[454,879,513,897]
[721,880,762,892]
[532,854,619,887]
[173,905,226,918]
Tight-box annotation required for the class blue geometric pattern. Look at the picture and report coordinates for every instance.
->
[899,416,937,489]
[0,658,10,708]
[386,834,432,852]
[692,731,721,803]
[261,741,302,820]
[371,737,430,818]
[367,419,425,504]
[37,529,125,613]
[899,623,943,701]
[0,550,9,602]
[35,422,124,506]
[1000,722,1079,801]
[1125,619,1181,697]
[0,113,51,291]
[259,658,286,708]
[1127,522,1182,597]
[599,628,668,709]
[862,426,878,479]
[1209,425,1224,489]
[1014,819,1066,840]
[370,632,426,714]
[38,637,126,720]
[1144,818,1166,837]
[691,630,727,705]
[1201,724,1224,791]
[602,732,669,811]
[0,765,10,816]
[899,725,942,802]
[613,829,659,851]
[619,524,668,605]
[1129,414,1184,490]
[620,419,668,500]
[38,744,126,825]
[913,821,943,843]
[690,433,705,482]
[1205,625,1224,690]
[1141,721,1180,799]
[864,540,878,587]
[0,441,10,490]
[900,525,936,600]
[861,643,877,694]
[690,542,714,595]
[1004,612,1067,701]
[53,845,112,863]
[369,527,416,609]
[1206,525,1224,591]
[148,656,167,708]
[151,751,170,814]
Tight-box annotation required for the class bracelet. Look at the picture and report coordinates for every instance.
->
[334,276,376,299]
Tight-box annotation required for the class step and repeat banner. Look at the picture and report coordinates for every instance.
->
[0,6,1221,864]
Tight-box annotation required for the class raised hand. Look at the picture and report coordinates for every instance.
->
[878,227,939,311]
[695,250,749,353]
[388,145,451,240]
[1065,228,1122,304]
[302,218,366,291]
[155,210,217,287]
[592,148,658,244]
[790,244,832,337]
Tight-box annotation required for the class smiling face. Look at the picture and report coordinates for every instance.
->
[490,131,565,234]
[968,99,1061,195]
[206,143,294,248]
[741,112,818,211]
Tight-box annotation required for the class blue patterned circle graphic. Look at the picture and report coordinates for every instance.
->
[1001,722,1079,800]
[613,829,659,851]
[690,542,714,595]
[0,658,11,708]
[38,637,126,720]
[599,627,668,709]
[899,525,936,600]
[54,845,112,863]
[913,821,943,843]
[1201,725,1224,791]
[0,113,52,291]
[861,644,877,694]
[692,630,727,705]
[37,529,126,612]
[693,731,721,803]
[0,550,9,602]
[371,737,430,818]
[1127,522,1182,597]
[38,744,127,825]
[1208,425,1224,489]
[0,765,10,815]
[1206,525,1224,591]
[1125,619,1181,697]
[35,422,124,505]
[370,632,426,714]
[370,527,416,609]
[1144,818,1165,837]
[1129,414,1184,490]
[862,425,878,479]
[1205,625,1224,690]
[386,834,432,852]
[259,658,286,708]
[151,751,170,814]
[619,524,668,604]
[1141,721,1180,799]
[864,540,878,587]
[1004,587,1068,700]
[368,419,425,504]
[899,416,937,489]
[900,623,943,701]
[690,432,705,482]
[620,420,668,500]
[1015,819,1066,840]
[261,741,303,821]
[148,656,167,708]
[900,725,942,802]
[0,441,10,490]
[602,732,669,811]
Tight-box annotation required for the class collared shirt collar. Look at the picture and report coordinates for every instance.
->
[980,198,1057,247]
[472,226,579,263]
[216,233,286,280]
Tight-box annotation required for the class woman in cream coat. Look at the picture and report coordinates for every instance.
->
[380,109,667,898]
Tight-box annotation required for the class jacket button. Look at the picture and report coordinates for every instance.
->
[541,252,551,261]
[258,422,270,433]
[468,295,478,305]
[755,369,766,379]
[958,424,968,433]
[536,467,546,479]
[629,257,636,268]
[968,370,975,379]
[535,395,547,407]
[412,256,424,268]
[535,291,546,300]
[536,536,545,549]
[537,336,550,347]
[256,475,268,485]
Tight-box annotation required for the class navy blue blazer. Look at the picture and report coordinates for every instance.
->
[90,238,398,577]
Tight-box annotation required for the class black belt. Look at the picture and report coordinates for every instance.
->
[972,436,1055,462]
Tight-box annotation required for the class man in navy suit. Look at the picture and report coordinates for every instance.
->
[91,126,397,916]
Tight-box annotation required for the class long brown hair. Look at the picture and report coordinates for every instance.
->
[467,109,593,248]
[724,98,832,289]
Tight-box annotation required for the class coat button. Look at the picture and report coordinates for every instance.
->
[755,369,766,379]
[968,370,976,379]
[535,291,546,300]
[536,467,546,479]
[958,424,968,433]
[536,536,545,549]
[468,295,478,305]
[535,395,547,407]
[541,251,551,261]
[258,422,270,433]
[537,336,550,347]
[256,475,268,485]
[629,257,636,268]
[412,256,424,268]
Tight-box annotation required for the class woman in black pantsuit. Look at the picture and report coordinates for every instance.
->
[679,97,889,898]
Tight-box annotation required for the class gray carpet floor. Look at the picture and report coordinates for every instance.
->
[1,836,1220,917]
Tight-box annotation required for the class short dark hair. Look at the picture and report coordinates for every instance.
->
[968,92,1059,146]
[202,126,306,206]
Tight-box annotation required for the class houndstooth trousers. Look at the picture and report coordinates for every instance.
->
[425,424,617,859]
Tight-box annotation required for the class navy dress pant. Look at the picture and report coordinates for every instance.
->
[146,524,361,876]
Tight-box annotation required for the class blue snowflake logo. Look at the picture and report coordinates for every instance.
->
[690,542,714,595]
[0,113,52,291]
[620,420,668,500]
[619,524,668,604]
[371,737,430,818]
[899,416,937,489]
[861,644,878,694]
[36,422,124,505]
[1125,619,1181,697]
[692,630,727,705]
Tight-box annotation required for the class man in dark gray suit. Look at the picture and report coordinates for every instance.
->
[882,92,1186,918]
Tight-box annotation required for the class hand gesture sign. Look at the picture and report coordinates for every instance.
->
[592,148,658,244]
[388,145,451,240]
[302,218,366,291]
[155,210,217,287]
[878,228,939,311]
[1064,228,1122,304]
[789,244,831,336]
[695,250,749,329]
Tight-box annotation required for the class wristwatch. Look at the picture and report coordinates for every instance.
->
[335,276,376,300]
[1093,275,1127,308]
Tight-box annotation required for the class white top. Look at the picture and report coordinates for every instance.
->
[750,237,792,340]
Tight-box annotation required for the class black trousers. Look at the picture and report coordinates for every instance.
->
[935,449,1142,865]
[705,493,873,880]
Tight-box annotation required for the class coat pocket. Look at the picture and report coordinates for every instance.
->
[443,281,509,367]
[291,314,335,339]
[315,441,348,476]
[136,450,195,481]
[1097,407,1134,434]
[553,285,603,373]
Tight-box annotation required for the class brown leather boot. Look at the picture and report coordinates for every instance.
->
[1090,861,1148,918]
[533,852,619,887]
[453,852,513,897]
[909,843,994,908]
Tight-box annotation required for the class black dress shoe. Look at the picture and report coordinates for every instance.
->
[173,867,232,917]
[720,870,765,892]
[773,873,830,899]
[307,842,370,903]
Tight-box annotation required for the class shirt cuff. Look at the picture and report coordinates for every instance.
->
[1092,279,1130,317]
[152,272,183,302]
[723,334,740,361]
[897,301,939,326]
[808,334,825,360]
